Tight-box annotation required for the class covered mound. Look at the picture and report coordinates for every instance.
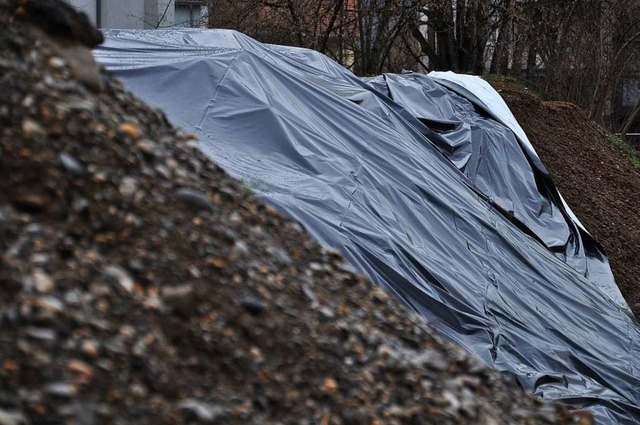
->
[95,29,640,423]
[501,90,640,316]
[0,2,587,424]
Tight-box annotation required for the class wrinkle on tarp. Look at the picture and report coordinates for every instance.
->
[95,29,640,424]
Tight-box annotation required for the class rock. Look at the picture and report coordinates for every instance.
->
[232,240,250,258]
[103,265,134,294]
[32,270,54,292]
[67,359,94,378]
[179,400,225,423]
[10,193,48,213]
[80,339,100,358]
[240,296,263,316]
[129,382,148,398]
[342,407,371,425]
[25,327,57,341]
[59,151,85,176]
[21,118,46,139]
[174,188,213,211]
[0,409,27,425]
[119,123,141,140]
[136,139,157,155]
[267,245,292,265]
[443,391,462,413]
[48,56,66,69]
[321,377,339,393]
[46,383,76,399]
[118,176,138,198]
[33,296,64,314]
[162,284,197,315]
[411,349,448,371]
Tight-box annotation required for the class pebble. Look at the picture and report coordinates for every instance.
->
[119,123,141,140]
[59,152,86,176]
[342,407,370,424]
[267,245,292,265]
[32,270,55,293]
[80,339,100,358]
[48,57,66,69]
[33,296,65,313]
[103,265,134,294]
[10,193,47,213]
[240,296,264,316]
[21,118,46,139]
[67,359,94,377]
[25,327,57,341]
[46,383,76,399]
[411,349,448,371]
[179,399,225,423]
[162,284,197,314]
[232,240,250,257]
[174,188,213,211]
[136,139,158,155]
[0,409,27,425]
[118,176,139,198]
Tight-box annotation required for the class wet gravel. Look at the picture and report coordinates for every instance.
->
[0,1,591,424]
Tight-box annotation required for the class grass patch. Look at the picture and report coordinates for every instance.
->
[482,74,542,98]
[607,133,640,170]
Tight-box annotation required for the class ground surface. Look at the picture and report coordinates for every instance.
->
[0,2,588,424]
[501,90,640,318]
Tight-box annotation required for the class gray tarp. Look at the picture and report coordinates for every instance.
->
[95,29,640,423]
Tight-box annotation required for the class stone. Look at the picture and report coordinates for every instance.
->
[267,245,292,265]
[32,270,54,292]
[411,349,448,371]
[80,339,100,358]
[232,240,250,258]
[25,327,57,341]
[162,284,197,315]
[103,265,134,294]
[21,118,46,139]
[118,176,138,198]
[240,296,263,316]
[0,409,27,425]
[59,152,85,176]
[46,383,76,398]
[179,400,225,423]
[174,188,213,211]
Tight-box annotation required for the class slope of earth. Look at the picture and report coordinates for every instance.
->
[0,2,588,425]
[500,89,640,318]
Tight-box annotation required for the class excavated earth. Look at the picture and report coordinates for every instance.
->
[501,90,640,318]
[0,1,591,424]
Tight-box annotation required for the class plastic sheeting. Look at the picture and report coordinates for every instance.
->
[95,29,640,424]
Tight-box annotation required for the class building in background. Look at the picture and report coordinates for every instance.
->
[175,0,206,28]
[65,0,206,29]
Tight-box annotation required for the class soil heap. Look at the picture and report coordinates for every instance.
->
[501,90,640,318]
[0,1,588,424]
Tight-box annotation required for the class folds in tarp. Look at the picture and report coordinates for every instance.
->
[95,29,640,424]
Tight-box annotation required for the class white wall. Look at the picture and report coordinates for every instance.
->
[144,0,175,29]
[101,0,146,29]
[65,0,176,29]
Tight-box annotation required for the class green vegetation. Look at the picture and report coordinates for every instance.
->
[482,74,542,99]
[607,133,640,169]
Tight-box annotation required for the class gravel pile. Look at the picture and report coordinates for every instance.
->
[0,1,589,424]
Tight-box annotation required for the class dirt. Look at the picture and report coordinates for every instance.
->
[500,90,640,318]
[0,1,592,424]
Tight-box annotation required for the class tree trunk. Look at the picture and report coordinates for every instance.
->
[621,100,640,143]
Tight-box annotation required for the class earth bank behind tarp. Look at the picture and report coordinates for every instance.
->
[94,29,640,424]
